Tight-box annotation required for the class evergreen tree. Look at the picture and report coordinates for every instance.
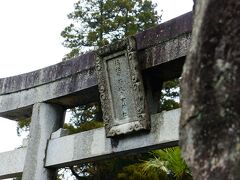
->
[61,0,160,59]
[160,79,180,112]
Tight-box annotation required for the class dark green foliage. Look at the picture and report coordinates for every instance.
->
[64,102,103,134]
[117,163,164,180]
[61,0,160,59]
[64,121,103,134]
[58,152,157,180]
[142,147,192,180]
[69,102,102,126]
[17,118,31,136]
[160,79,180,112]
[13,177,22,180]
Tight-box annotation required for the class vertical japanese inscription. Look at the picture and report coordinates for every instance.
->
[96,37,149,137]
[114,58,128,119]
[107,56,136,124]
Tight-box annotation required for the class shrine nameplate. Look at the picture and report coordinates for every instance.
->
[95,37,150,137]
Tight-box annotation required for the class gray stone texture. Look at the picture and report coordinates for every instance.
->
[46,109,180,168]
[107,55,137,123]
[22,138,29,147]
[180,0,240,179]
[22,103,65,180]
[96,37,149,137]
[51,128,69,139]
[0,147,27,179]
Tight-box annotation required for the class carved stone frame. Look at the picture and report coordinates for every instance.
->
[95,37,150,137]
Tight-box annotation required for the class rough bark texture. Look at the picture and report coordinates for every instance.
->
[180,0,240,179]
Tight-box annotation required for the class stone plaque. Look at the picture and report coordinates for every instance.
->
[96,37,150,137]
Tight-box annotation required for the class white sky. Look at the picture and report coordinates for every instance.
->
[0,0,193,154]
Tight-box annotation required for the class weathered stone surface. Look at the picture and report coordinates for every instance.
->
[22,103,65,180]
[0,52,95,95]
[0,12,192,120]
[136,12,192,50]
[0,147,27,179]
[139,33,191,70]
[180,0,240,179]
[96,37,149,137]
[46,109,180,168]
[22,138,29,147]
[51,128,69,139]
[0,68,97,120]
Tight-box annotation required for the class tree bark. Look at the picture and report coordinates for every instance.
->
[180,0,240,179]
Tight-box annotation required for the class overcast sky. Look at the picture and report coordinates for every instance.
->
[0,0,193,153]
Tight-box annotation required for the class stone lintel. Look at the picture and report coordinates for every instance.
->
[45,109,180,168]
[136,11,192,50]
[0,12,192,120]
[0,147,27,179]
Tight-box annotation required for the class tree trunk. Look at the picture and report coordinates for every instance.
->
[180,0,240,179]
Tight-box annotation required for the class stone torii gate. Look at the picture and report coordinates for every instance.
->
[0,12,192,179]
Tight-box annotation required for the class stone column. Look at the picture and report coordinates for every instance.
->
[22,103,65,180]
[180,0,240,179]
